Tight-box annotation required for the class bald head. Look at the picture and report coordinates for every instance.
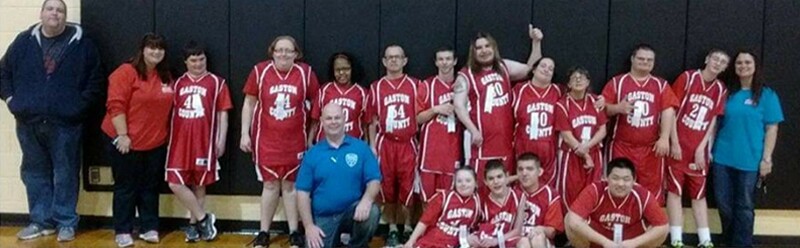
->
[321,102,345,139]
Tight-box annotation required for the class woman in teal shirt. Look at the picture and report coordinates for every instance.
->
[712,50,783,247]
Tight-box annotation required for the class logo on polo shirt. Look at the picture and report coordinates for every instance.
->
[345,153,358,167]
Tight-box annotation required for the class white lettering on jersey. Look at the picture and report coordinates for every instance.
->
[331,97,357,132]
[437,208,475,236]
[680,94,714,131]
[522,201,542,235]
[481,73,509,113]
[625,91,656,128]
[178,85,208,119]
[384,94,411,132]
[269,84,298,120]
[599,213,632,231]
[525,103,554,140]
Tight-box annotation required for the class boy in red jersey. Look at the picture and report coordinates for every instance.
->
[565,157,668,248]
[665,49,729,248]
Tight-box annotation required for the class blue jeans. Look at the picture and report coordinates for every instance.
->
[16,120,82,229]
[312,202,380,248]
[712,163,759,247]
[104,135,165,234]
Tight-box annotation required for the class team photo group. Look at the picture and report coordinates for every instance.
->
[1,1,785,248]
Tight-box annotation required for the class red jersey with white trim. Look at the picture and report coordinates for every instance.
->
[519,184,564,235]
[475,188,522,239]
[367,75,419,140]
[418,76,461,174]
[570,181,669,242]
[417,190,481,246]
[458,65,513,158]
[243,61,319,165]
[167,72,233,171]
[554,94,608,150]
[311,82,367,140]
[672,70,727,164]
[513,82,562,144]
[602,73,679,145]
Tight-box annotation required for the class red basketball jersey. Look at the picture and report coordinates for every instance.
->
[418,191,482,246]
[512,82,562,144]
[672,70,727,163]
[570,181,668,242]
[166,72,233,171]
[476,188,522,239]
[458,65,514,159]
[554,94,608,150]
[367,75,419,140]
[418,76,462,174]
[311,82,368,140]
[602,73,679,145]
[519,185,564,235]
[243,61,319,165]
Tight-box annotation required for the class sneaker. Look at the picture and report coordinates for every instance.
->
[138,230,160,243]
[56,227,76,242]
[698,241,715,248]
[115,234,134,248]
[289,231,304,247]
[198,213,218,241]
[247,231,269,248]
[401,229,413,244]
[670,240,685,248]
[16,223,55,240]
[339,233,351,246]
[385,230,400,247]
[185,225,200,243]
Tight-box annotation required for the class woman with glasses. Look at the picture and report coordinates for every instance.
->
[240,35,320,248]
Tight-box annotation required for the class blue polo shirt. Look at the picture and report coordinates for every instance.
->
[296,135,381,216]
[713,88,784,171]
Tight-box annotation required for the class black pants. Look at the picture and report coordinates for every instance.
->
[104,135,165,234]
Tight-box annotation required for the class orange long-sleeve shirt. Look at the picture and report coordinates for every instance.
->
[101,63,173,150]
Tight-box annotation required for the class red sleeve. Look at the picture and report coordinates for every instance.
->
[661,85,680,111]
[544,196,565,232]
[420,193,444,226]
[416,80,431,114]
[243,66,259,96]
[106,64,136,117]
[671,72,688,102]
[216,81,233,111]
[554,101,570,131]
[366,83,378,124]
[570,183,600,219]
[642,192,668,226]
[601,78,618,105]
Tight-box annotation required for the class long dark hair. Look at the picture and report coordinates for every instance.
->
[327,52,363,84]
[467,32,505,77]
[730,49,763,105]
[128,33,172,84]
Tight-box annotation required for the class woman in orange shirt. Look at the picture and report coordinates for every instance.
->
[100,33,174,248]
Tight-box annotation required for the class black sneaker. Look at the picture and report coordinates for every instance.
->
[247,231,269,248]
[401,229,412,244]
[385,230,400,247]
[198,213,218,241]
[289,231,304,247]
[184,225,200,243]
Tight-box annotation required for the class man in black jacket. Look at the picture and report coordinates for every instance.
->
[0,0,102,242]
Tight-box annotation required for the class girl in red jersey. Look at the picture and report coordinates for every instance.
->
[404,166,481,248]
[555,67,608,209]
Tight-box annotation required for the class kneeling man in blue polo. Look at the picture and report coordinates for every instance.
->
[297,103,382,248]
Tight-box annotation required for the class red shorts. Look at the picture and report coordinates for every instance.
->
[666,163,708,199]
[414,233,457,248]
[560,149,603,209]
[515,139,557,187]
[166,169,218,186]
[255,163,299,182]
[608,140,665,205]
[419,171,453,202]
[377,136,417,206]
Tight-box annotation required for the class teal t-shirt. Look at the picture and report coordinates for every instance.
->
[712,88,784,171]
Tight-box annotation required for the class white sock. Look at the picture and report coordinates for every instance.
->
[697,227,711,244]
[404,224,413,232]
[670,226,683,243]
[389,224,399,232]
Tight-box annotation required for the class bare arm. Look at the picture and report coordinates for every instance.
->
[298,191,315,228]
[216,111,229,157]
[566,212,615,247]
[111,114,131,154]
[368,117,378,148]
[403,222,428,248]
[587,124,607,148]
[504,24,543,81]
[308,120,319,146]
[361,180,380,203]
[761,124,779,177]
[623,224,668,248]
[453,75,479,136]
[240,95,257,152]
[504,59,532,82]
[659,108,675,143]
[560,131,582,151]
